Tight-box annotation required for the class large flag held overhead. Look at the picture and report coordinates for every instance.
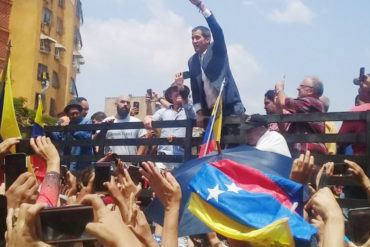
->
[199,95,223,157]
[145,145,295,238]
[188,159,317,246]
[0,57,21,143]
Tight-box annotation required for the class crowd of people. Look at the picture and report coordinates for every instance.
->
[0,0,370,246]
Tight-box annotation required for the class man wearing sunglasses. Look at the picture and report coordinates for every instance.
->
[274,76,327,157]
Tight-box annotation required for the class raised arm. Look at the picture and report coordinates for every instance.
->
[189,0,226,54]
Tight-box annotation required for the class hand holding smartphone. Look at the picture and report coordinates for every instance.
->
[37,205,95,244]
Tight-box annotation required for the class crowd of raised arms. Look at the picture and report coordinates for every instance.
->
[1,0,370,246]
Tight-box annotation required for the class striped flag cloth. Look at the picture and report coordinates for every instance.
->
[188,159,317,246]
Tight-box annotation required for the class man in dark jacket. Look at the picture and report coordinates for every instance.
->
[188,0,245,128]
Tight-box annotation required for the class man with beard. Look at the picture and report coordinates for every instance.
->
[103,95,147,156]
[52,99,94,172]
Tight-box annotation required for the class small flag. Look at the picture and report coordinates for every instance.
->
[188,159,316,245]
[199,98,222,157]
[32,94,44,137]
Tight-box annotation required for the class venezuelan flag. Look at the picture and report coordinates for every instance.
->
[30,94,46,184]
[0,57,21,144]
[199,98,222,157]
[188,159,316,246]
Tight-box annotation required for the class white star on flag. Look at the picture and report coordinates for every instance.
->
[207,184,225,202]
[225,182,242,193]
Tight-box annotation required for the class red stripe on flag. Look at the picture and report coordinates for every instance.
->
[210,159,293,209]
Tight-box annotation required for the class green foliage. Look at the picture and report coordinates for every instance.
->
[13,97,58,129]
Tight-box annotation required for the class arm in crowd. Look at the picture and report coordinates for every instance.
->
[140,161,182,247]
[305,188,345,247]
[344,160,370,202]
[30,137,60,207]
[81,194,143,247]
[72,129,92,140]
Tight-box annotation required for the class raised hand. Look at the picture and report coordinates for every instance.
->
[30,137,60,173]
[6,203,50,247]
[289,150,314,184]
[81,194,142,247]
[0,137,21,157]
[126,192,159,247]
[5,172,39,209]
[140,161,181,209]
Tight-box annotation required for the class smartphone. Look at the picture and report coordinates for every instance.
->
[333,162,348,175]
[37,205,95,244]
[133,101,140,109]
[16,139,34,155]
[128,165,142,185]
[147,89,153,99]
[348,207,370,243]
[4,153,27,190]
[183,71,190,79]
[93,162,112,193]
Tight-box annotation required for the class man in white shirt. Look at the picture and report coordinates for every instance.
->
[104,95,147,156]
[245,114,291,158]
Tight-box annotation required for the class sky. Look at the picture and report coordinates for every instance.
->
[77,0,370,117]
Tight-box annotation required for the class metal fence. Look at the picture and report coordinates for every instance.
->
[22,111,370,208]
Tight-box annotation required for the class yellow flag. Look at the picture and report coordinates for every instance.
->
[0,57,21,145]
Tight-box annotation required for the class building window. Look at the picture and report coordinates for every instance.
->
[58,0,65,8]
[70,78,77,96]
[52,71,59,89]
[42,8,52,26]
[49,98,56,116]
[37,64,48,81]
[40,39,51,53]
[56,18,64,35]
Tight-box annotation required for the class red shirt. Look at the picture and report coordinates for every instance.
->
[339,103,370,155]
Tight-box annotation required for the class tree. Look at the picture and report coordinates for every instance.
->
[13,97,57,129]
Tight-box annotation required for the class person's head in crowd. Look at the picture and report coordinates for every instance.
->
[64,99,83,124]
[115,95,131,119]
[264,90,277,114]
[358,74,370,103]
[57,112,69,125]
[179,85,190,104]
[192,25,211,54]
[319,96,330,112]
[165,86,183,106]
[297,76,323,99]
[245,114,268,146]
[90,111,107,124]
[76,97,89,118]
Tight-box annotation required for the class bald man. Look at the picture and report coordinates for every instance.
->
[103,95,147,157]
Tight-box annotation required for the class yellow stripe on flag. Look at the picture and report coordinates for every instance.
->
[212,98,222,143]
[35,95,44,127]
[0,58,21,152]
[189,193,295,247]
